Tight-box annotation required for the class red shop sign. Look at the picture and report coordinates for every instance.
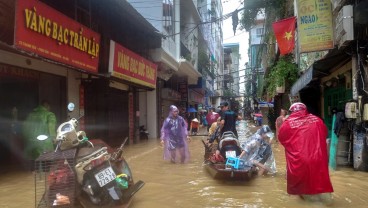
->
[108,40,157,89]
[14,0,101,73]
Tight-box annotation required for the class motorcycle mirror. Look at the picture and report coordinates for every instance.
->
[37,135,48,141]
[67,103,75,112]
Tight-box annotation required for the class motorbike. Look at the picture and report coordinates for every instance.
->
[34,103,144,207]
[218,131,242,160]
[139,125,149,141]
[202,131,257,180]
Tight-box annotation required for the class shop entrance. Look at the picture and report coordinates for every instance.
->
[0,78,38,167]
[324,86,352,136]
[0,68,66,170]
[83,80,129,147]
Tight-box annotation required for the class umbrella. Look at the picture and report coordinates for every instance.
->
[187,107,197,113]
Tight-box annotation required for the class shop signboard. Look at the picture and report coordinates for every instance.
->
[258,102,274,108]
[297,0,334,53]
[189,89,204,104]
[0,64,39,80]
[109,40,157,89]
[129,92,134,144]
[14,0,101,73]
[178,79,188,102]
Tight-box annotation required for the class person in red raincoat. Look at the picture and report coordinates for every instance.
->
[278,102,333,203]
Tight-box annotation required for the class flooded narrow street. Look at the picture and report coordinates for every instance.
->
[1,125,368,208]
[124,136,368,208]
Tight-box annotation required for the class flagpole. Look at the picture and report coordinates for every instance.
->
[294,0,300,69]
[295,22,300,70]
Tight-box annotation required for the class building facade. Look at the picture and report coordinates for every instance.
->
[0,0,162,167]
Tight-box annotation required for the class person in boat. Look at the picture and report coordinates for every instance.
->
[238,125,277,176]
[203,102,239,162]
[218,101,238,138]
[160,105,190,164]
[208,117,222,140]
[278,102,333,204]
[204,117,222,155]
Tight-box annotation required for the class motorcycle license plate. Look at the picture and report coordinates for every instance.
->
[94,166,116,187]
[225,150,236,158]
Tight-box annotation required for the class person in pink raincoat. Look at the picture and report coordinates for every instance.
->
[160,105,190,163]
[278,102,333,204]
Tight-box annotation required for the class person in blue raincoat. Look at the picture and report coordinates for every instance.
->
[160,105,190,163]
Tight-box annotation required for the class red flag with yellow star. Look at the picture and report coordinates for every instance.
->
[272,16,296,55]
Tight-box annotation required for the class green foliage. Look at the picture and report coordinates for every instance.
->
[240,8,261,31]
[223,89,234,97]
[184,53,191,62]
[198,50,210,72]
[240,0,288,31]
[265,55,298,97]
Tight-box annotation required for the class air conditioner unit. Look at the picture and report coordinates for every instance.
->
[334,5,354,48]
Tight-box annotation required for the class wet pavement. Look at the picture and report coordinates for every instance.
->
[1,121,368,207]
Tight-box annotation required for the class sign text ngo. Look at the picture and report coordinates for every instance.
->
[297,0,334,53]
[109,41,157,89]
[14,0,100,73]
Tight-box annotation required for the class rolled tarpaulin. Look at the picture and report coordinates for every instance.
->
[329,113,338,170]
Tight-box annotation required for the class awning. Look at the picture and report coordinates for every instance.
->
[290,48,350,96]
[177,59,202,85]
[291,65,313,96]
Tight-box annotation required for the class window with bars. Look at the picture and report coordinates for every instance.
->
[163,0,175,38]
[75,0,91,27]
[256,28,264,37]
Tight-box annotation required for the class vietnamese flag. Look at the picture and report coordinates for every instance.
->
[272,16,296,55]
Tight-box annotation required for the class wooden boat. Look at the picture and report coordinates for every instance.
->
[204,162,257,180]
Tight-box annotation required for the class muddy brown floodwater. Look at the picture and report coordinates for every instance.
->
[1,124,368,208]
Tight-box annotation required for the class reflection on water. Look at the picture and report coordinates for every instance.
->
[1,128,368,208]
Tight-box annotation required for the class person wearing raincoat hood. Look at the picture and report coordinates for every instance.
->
[160,105,190,163]
[23,101,57,164]
[238,125,277,176]
[278,102,333,204]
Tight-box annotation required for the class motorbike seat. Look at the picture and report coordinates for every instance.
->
[219,137,240,150]
[76,146,107,162]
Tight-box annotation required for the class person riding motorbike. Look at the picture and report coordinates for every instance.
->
[238,125,277,176]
